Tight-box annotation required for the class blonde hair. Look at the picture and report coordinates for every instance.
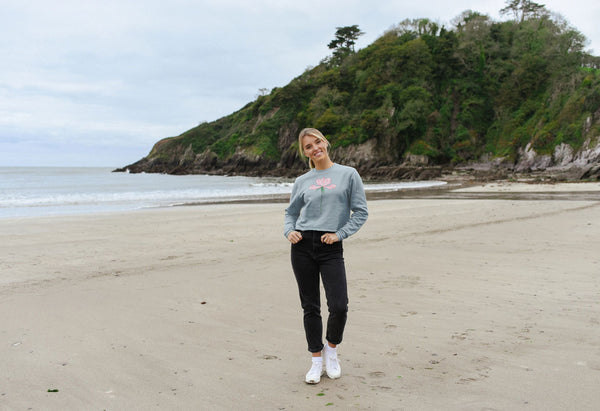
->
[298,128,330,169]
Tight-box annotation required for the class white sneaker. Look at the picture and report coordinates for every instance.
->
[323,344,341,379]
[305,360,324,384]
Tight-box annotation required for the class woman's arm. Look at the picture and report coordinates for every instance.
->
[335,170,368,241]
[284,182,302,239]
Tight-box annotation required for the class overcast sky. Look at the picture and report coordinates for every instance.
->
[1,0,598,167]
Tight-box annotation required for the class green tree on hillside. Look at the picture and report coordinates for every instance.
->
[500,0,547,22]
[328,25,364,63]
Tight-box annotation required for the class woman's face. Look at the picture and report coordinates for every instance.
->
[302,135,329,163]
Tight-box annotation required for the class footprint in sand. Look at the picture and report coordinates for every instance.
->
[385,346,404,356]
[577,360,600,371]
[368,371,386,378]
[399,275,420,288]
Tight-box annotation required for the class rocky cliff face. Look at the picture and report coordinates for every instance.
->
[457,122,600,181]
[117,121,304,177]
[115,101,600,182]
[115,134,600,181]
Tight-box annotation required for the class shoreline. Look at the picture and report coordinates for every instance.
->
[0,174,444,220]
[133,179,600,208]
[4,179,600,221]
[4,166,600,221]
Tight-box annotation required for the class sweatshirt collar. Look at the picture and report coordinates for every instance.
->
[312,163,337,173]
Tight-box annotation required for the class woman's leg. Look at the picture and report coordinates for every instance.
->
[291,241,324,354]
[318,243,346,379]
[319,244,348,346]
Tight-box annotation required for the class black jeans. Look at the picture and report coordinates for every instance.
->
[291,230,348,353]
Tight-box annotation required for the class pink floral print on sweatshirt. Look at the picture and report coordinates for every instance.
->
[310,177,336,212]
[310,177,336,191]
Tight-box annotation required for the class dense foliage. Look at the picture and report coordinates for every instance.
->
[148,5,600,167]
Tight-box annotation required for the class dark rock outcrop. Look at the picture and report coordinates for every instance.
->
[115,131,600,182]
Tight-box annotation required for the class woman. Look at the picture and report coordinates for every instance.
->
[284,128,368,384]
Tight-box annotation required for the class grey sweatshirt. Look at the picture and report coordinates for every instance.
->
[284,163,368,241]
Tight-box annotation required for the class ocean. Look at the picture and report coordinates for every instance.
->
[0,167,446,218]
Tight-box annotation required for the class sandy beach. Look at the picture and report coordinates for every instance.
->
[1,182,600,410]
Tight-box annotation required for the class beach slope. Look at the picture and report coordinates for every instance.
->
[1,186,600,410]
